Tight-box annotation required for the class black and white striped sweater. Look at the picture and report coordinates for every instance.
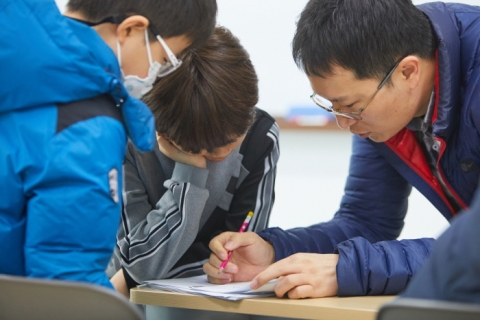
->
[107,108,280,288]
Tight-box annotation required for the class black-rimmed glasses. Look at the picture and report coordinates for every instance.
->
[310,57,405,120]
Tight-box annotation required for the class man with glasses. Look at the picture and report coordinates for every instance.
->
[0,0,216,289]
[203,0,480,299]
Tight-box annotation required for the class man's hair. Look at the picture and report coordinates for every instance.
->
[292,0,437,80]
[67,0,217,48]
[143,26,258,154]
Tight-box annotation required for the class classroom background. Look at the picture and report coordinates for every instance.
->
[55,0,479,240]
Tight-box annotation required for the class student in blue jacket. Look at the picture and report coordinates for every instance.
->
[0,0,216,289]
[203,0,480,298]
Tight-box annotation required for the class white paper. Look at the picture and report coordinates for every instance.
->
[139,275,279,301]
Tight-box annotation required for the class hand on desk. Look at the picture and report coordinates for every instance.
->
[204,231,339,299]
[251,253,339,299]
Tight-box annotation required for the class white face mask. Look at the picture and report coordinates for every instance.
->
[116,29,161,99]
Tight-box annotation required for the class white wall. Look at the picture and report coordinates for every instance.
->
[55,0,480,117]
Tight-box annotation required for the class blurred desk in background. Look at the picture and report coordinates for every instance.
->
[275,117,341,131]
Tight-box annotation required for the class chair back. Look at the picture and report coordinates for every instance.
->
[0,275,144,320]
[377,298,480,320]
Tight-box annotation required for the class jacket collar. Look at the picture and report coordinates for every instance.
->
[418,3,461,141]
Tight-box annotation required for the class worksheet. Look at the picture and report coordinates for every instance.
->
[139,275,279,301]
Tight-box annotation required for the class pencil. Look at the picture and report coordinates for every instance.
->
[217,211,254,275]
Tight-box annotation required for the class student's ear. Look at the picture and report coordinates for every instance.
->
[116,15,149,44]
[399,56,421,89]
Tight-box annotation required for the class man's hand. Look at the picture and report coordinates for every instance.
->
[156,133,207,168]
[251,253,339,299]
[203,232,275,283]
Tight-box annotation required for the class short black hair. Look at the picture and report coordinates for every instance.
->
[292,0,437,80]
[143,27,258,154]
[67,0,217,48]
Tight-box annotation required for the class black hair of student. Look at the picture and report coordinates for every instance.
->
[292,0,437,81]
[66,0,217,48]
[143,27,258,154]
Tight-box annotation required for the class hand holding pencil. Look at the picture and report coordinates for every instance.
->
[203,217,275,284]
[217,211,254,275]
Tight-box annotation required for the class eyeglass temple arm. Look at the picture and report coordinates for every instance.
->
[377,57,405,89]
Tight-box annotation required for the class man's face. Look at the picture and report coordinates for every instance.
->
[309,65,421,142]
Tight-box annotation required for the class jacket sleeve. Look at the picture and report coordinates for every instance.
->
[118,151,210,285]
[402,189,480,303]
[335,237,435,296]
[259,135,412,259]
[163,117,280,278]
[24,107,127,289]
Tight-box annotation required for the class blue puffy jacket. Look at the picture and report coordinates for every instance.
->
[402,184,480,303]
[0,0,155,288]
[259,2,480,296]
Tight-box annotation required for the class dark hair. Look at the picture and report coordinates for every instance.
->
[143,26,258,154]
[67,0,217,48]
[292,0,437,80]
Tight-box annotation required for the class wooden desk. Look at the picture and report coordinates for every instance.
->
[131,287,395,320]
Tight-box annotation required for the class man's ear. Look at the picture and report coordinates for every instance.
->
[116,15,149,44]
[399,56,421,89]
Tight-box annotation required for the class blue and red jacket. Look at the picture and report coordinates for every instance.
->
[259,2,480,296]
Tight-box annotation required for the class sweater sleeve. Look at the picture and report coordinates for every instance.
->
[259,135,412,260]
[118,152,210,285]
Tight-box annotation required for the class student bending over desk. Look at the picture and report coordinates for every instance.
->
[204,0,480,299]
[108,27,280,296]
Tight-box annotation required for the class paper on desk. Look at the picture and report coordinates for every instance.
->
[139,275,278,301]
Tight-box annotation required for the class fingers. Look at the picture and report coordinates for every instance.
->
[286,285,315,299]
[250,256,300,290]
[255,253,339,299]
[274,274,312,299]
[205,252,238,274]
[206,274,231,285]
[208,232,235,261]
[203,251,239,284]
[208,232,257,260]
[204,262,231,284]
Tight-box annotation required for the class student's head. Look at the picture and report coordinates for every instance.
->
[66,0,217,88]
[293,0,437,142]
[143,27,258,162]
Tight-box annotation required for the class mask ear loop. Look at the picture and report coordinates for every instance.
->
[116,38,125,77]
[116,39,122,64]
[144,29,154,66]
